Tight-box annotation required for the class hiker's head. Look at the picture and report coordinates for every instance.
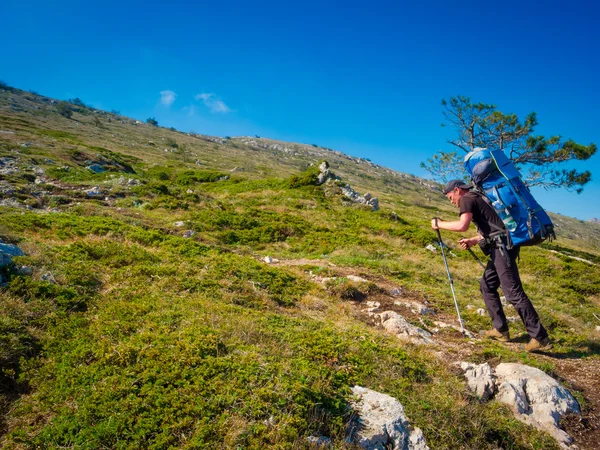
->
[443,180,471,206]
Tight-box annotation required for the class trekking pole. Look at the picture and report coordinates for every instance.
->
[467,247,486,269]
[434,218,466,336]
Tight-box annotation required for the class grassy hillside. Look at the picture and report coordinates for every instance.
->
[1,85,599,449]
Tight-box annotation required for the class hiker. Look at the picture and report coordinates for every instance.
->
[431,179,552,352]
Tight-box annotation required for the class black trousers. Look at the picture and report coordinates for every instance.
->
[480,246,548,340]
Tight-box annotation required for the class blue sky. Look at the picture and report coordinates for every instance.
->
[2,0,599,220]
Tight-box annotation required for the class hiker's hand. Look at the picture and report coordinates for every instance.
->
[431,219,440,230]
[458,238,473,249]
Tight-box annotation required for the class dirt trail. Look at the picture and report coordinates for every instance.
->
[273,258,600,449]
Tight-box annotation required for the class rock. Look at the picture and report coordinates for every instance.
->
[17,266,33,276]
[367,197,380,212]
[458,362,496,400]
[466,304,476,310]
[476,308,487,316]
[432,321,476,338]
[363,301,380,314]
[364,192,372,201]
[85,186,102,197]
[376,311,434,344]
[306,435,332,447]
[390,288,403,297]
[263,256,274,264]
[348,386,430,450]
[41,273,57,284]
[394,301,435,316]
[174,221,186,227]
[458,362,580,448]
[182,230,195,238]
[495,363,580,448]
[0,243,24,268]
[425,244,437,253]
[347,275,369,283]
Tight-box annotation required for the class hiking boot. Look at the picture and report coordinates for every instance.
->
[525,337,553,353]
[481,328,510,342]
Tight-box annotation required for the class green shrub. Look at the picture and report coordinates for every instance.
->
[175,170,228,185]
[56,102,73,118]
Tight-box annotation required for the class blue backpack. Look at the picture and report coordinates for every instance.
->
[464,148,555,247]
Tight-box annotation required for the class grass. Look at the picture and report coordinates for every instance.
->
[1,86,598,449]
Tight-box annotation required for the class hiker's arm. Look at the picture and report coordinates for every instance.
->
[458,235,483,249]
[431,212,472,232]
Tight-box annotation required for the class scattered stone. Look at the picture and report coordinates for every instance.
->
[17,266,33,276]
[425,244,437,253]
[476,308,486,316]
[458,362,496,400]
[186,189,194,194]
[375,310,434,344]
[466,304,476,310]
[596,326,600,332]
[347,275,369,283]
[174,221,186,227]
[182,230,195,238]
[432,321,476,338]
[506,316,519,323]
[390,287,403,297]
[306,435,332,448]
[85,186,102,197]
[500,295,508,305]
[348,386,430,450]
[41,272,57,284]
[394,301,435,316]
[263,256,274,264]
[362,301,381,315]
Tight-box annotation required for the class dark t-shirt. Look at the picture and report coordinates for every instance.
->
[459,191,504,237]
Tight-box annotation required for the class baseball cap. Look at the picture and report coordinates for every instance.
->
[442,179,472,194]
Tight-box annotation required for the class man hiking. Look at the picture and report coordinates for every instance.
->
[431,179,552,352]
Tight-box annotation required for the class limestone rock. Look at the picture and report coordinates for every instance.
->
[349,386,429,450]
[458,362,581,448]
[347,275,369,283]
[495,363,580,448]
[85,186,102,197]
[458,362,496,400]
[306,435,332,447]
[376,311,433,344]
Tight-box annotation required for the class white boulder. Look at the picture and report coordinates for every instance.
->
[349,386,430,450]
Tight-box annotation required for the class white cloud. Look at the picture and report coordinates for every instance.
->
[160,90,177,107]
[194,92,231,114]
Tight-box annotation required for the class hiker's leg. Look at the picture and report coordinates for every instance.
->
[495,247,548,340]
[480,256,508,332]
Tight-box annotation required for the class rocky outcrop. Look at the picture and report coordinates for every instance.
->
[458,362,580,448]
[459,362,496,400]
[363,302,434,345]
[316,161,380,211]
[348,386,429,450]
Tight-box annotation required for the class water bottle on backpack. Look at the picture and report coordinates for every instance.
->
[491,199,517,232]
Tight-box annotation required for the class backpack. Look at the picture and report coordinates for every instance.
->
[464,148,555,247]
